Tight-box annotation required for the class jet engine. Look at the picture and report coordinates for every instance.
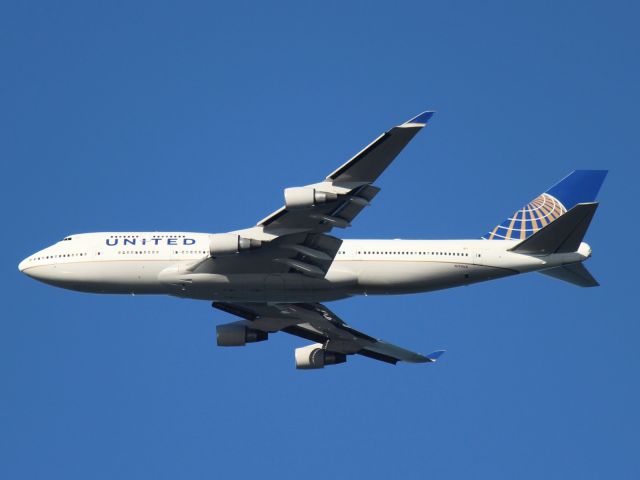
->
[217,322,268,346]
[209,233,262,256]
[284,187,338,209]
[294,343,347,369]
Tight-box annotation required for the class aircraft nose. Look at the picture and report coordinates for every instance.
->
[18,257,57,282]
[18,257,29,273]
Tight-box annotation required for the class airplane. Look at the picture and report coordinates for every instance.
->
[18,111,607,369]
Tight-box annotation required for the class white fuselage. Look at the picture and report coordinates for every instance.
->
[18,232,591,303]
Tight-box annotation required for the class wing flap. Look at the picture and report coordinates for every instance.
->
[258,185,380,233]
[269,233,342,277]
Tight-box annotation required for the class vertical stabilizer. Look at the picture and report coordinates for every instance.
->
[509,202,598,254]
[483,170,607,240]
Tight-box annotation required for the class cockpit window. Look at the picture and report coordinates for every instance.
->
[61,237,73,241]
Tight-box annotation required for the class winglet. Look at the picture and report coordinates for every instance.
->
[426,350,446,362]
[402,111,435,127]
[326,110,435,183]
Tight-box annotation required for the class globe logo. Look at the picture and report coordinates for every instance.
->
[487,193,567,240]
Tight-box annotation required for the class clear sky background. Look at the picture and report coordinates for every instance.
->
[2,1,639,478]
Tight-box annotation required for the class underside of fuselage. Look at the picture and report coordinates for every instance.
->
[23,256,519,303]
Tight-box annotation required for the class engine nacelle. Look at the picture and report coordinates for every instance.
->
[209,233,261,256]
[217,322,268,347]
[294,343,347,369]
[284,187,338,209]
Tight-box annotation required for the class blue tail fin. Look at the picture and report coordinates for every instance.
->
[483,170,608,240]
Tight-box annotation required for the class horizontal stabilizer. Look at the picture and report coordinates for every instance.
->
[539,263,599,287]
[510,203,598,254]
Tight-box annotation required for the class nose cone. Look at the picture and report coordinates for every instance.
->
[18,257,60,284]
[19,252,48,279]
[19,256,41,279]
[18,257,29,273]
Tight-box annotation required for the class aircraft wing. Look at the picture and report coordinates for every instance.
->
[197,111,434,279]
[213,301,444,365]
[244,111,434,238]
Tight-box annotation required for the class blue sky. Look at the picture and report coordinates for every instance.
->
[2,1,639,478]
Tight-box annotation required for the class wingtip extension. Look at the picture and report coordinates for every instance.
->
[404,110,435,126]
[426,350,446,362]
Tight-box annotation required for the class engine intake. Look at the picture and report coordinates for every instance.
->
[284,187,338,209]
[295,343,347,369]
[217,322,268,346]
[209,233,261,256]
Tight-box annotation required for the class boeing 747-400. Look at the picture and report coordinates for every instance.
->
[19,111,607,369]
